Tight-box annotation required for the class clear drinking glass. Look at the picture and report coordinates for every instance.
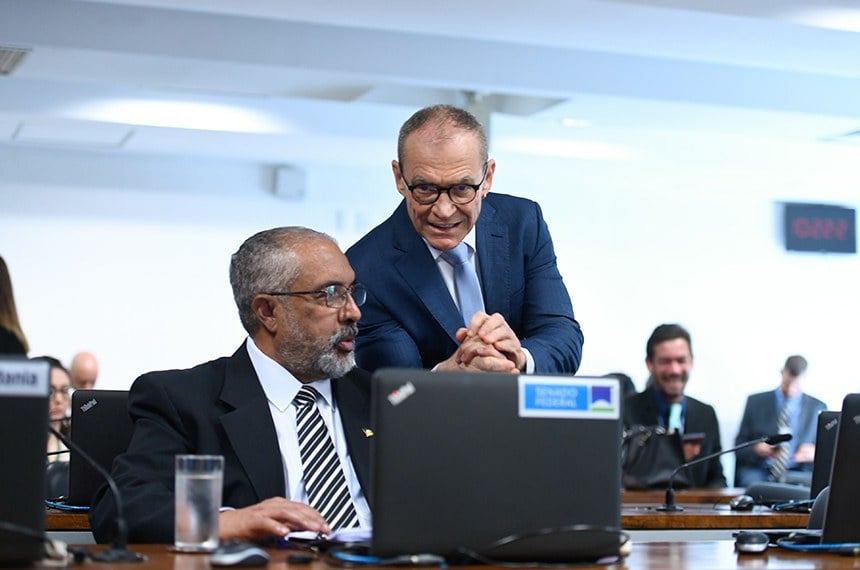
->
[174,454,223,552]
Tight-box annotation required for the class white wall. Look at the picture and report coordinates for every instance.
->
[3,126,860,484]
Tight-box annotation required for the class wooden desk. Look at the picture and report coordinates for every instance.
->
[47,505,808,536]
[13,541,860,569]
[622,504,809,530]
[623,487,748,506]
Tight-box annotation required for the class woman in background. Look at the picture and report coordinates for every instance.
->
[0,255,29,355]
[35,356,73,461]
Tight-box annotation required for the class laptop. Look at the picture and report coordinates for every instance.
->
[370,370,622,563]
[67,390,134,506]
[0,357,49,566]
[809,411,839,501]
[779,394,860,550]
[819,393,860,544]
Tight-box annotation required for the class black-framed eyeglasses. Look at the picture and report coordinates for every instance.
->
[399,161,488,205]
[50,386,71,398]
[264,283,367,308]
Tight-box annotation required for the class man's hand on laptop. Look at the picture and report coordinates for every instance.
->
[219,497,331,541]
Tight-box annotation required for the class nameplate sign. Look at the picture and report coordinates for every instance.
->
[0,358,49,397]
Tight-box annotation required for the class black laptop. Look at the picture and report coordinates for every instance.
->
[819,393,860,544]
[370,370,623,564]
[67,390,134,506]
[809,411,839,501]
[0,357,50,566]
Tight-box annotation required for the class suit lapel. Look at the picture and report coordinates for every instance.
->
[218,346,285,502]
[332,368,372,496]
[476,198,510,317]
[391,201,463,342]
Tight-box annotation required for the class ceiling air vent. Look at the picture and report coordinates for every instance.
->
[0,46,31,76]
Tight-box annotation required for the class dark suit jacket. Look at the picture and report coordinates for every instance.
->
[735,390,826,476]
[345,193,583,373]
[623,387,727,488]
[89,344,371,544]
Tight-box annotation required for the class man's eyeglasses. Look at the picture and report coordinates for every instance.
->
[50,386,71,398]
[399,162,488,205]
[264,283,367,308]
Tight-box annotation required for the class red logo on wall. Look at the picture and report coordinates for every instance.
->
[784,203,856,253]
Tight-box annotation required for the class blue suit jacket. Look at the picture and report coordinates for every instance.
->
[735,390,826,476]
[346,193,583,373]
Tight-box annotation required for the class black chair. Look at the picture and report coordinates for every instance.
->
[45,461,70,500]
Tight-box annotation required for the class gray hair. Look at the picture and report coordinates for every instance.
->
[229,227,337,334]
[397,104,488,166]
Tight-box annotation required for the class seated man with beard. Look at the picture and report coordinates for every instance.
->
[90,227,371,543]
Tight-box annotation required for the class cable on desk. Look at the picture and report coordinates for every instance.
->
[45,499,90,511]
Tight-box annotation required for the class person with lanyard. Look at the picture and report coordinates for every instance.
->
[346,104,583,374]
[90,227,371,543]
[623,323,727,488]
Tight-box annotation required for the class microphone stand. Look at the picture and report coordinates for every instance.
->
[657,433,791,512]
[48,426,145,563]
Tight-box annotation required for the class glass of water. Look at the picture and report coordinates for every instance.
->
[174,454,224,552]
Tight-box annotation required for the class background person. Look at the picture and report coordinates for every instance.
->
[0,255,29,355]
[90,227,371,543]
[347,104,583,374]
[623,323,727,488]
[69,351,99,390]
[734,355,826,487]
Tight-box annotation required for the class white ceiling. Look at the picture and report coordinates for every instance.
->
[2,0,860,166]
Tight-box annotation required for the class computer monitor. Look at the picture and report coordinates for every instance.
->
[0,357,49,566]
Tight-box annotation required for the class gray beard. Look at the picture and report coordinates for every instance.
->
[278,323,358,380]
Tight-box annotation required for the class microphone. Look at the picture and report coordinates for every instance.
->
[657,433,792,512]
[47,426,144,562]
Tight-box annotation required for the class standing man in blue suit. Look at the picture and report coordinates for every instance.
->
[734,355,827,487]
[346,105,583,374]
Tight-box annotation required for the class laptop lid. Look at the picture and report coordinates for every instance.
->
[370,370,622,563]
[809,411,839,501]
[68,390,134,506]
[821,394,860,544]
[0,357,49,565]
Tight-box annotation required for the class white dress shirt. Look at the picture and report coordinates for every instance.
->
[245,337,371,528]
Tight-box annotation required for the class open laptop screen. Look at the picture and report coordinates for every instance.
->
[370,370,622,563]
[809,411,839,501]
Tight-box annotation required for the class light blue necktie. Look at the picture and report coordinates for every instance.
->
[440,243,485,327]
[668,403,683,434]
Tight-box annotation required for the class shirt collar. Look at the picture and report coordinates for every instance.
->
[424,228,478,261]
[245,337,333,412]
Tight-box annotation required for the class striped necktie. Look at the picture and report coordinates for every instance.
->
[294,386,359,529]
[769,403,791,482]
[440,243,485,327]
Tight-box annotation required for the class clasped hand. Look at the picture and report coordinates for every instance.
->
[438,311,525,373]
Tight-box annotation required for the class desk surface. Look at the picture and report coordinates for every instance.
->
[48,505,809,534]
[16,541,860,570]
[622,487,747,505]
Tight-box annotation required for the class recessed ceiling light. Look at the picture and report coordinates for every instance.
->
[65,99,290,134]
[561,118,591,128]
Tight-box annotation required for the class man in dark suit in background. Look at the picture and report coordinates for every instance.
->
[346,105,583,374]
[90,227,371,543]
[734,355,826,487]
[624,323,727,488]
